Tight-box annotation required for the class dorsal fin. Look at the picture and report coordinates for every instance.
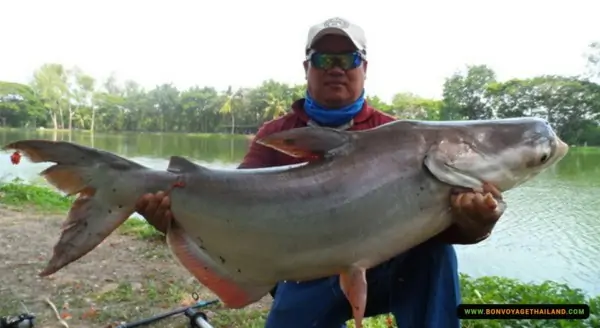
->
[256,126,354,160]
[167,156,208,174]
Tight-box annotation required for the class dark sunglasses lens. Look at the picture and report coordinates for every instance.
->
[310,53,361,70]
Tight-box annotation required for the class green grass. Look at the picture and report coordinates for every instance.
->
[118,216,165,241]
[0,178,73,211]
[0,179,598,327]
[57,271,600,328]
[0,179,163,239]
[0,178,164,240]
[345,274,600,327]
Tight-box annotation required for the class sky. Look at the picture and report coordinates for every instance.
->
[1,0,598,102]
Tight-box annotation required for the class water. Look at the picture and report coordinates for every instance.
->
[1,129,599,296]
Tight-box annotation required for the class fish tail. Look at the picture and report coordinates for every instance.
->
[3,139,165,277]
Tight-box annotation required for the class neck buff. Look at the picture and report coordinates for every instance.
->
[303,89,365,127]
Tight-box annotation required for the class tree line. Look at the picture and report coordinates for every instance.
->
[1,42,599,145]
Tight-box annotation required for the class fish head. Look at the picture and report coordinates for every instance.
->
[424,117,569,192]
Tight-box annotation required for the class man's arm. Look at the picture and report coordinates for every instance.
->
[434,222,496,245]
[238,125,275,169]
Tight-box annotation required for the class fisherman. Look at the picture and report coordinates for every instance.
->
[135,17,505,328]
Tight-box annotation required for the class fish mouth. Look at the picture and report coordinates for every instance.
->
[536,136,569,170]
[554,137,569,159]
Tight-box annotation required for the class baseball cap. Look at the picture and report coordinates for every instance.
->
[305,17,367,58]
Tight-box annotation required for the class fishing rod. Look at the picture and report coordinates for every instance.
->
[0,302,35,328]
[1,296,218,328]
[0,313,35,328]
[115,294,219,328]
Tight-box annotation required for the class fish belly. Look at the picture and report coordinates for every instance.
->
[169,173,453,284]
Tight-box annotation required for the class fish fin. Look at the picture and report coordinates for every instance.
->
[167,156,209,174]
[41,164,89,196]
[3,139,145,169]
[40,188,134,276]
[424,142,484,192]
[339,266,367,328]
[167,220,272,308]
[4,140,145,276]
[256,126,354,159]
[39,161,135,276]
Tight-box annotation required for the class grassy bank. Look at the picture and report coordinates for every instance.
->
[0,179,598,328]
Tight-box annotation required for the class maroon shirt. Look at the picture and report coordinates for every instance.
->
[238,98,489,245]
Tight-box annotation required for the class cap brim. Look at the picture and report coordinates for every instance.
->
[307,27,363,52]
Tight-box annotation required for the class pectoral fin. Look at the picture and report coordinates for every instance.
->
[340,266,367,328]
[166,220,272,308]
[424,141,484,191]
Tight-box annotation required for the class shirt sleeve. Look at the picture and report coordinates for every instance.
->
[433,222,495,245]
[375,112,397,125]
[237,124,276,169]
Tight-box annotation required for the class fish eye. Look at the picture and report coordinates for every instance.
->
[540,153,549,164]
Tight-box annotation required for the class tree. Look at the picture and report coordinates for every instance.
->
[30,63,69,129]
[66,66,96,131]
[487,76,600,145]
[219,86,245,134]
[366,95,392,113]
[0,82,45,127]
[390,92,442,120]
[585,41,600,82]
[441,65,496,120]
[0,59,597,146]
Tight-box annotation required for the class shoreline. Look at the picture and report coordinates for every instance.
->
[0,180,598,328]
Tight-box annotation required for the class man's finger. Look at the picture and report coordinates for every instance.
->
[154,196,170,221]
[483,182,502,200]
[144,198,159,220]
[135,193,152,211]
[459,192,476,212]
[483,193,498,210]
[471,193,485,209]
[450,193,464,212]
[160,195,171,208]
[152,209,172,234]
[473,193,496,217]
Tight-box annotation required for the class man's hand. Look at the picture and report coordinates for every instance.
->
[445,183,506,244]
[135,191,173,234]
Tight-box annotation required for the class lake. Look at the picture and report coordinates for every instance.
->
[1,129,599,296]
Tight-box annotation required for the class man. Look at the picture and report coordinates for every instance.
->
[135,17,504,328]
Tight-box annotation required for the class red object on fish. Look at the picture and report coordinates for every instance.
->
[10,151,21,165]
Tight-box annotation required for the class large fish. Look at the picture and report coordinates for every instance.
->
[4,117,568,328]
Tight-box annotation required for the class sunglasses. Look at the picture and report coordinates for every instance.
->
[306,51,365,70]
